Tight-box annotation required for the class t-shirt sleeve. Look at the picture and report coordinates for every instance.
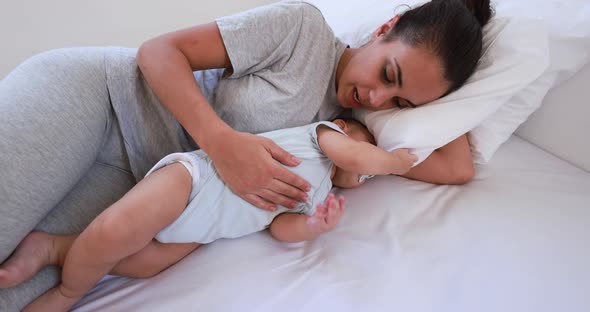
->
[215,1,323,78]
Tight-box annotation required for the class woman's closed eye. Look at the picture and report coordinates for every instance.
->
[383,65,414,110]
[382,67,402,109]
[382,66,393,84]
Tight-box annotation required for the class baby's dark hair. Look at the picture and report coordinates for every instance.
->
[334,118,376,145]
[386,0,493,94]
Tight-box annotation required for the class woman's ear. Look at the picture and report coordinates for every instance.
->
[332,119,348,133]
[370,14,401,41]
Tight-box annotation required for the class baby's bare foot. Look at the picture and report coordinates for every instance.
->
[0,232,57,288]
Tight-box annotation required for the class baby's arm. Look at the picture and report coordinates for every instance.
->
[317,126,416,176]
[269,193,344,243]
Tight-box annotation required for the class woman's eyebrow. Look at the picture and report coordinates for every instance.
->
[393,57,403,88]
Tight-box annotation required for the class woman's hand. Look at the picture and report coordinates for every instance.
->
[208,130,311,211]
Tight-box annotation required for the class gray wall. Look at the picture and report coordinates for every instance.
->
[0,0,275,79]
[517,64,590,172]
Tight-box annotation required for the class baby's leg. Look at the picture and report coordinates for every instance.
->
[112,240,200,278]
[0,233,198,288]
[23,162,193,312]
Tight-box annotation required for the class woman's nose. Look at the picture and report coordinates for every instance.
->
[369,88,394,108]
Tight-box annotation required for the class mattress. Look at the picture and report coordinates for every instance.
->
[72,135,590,312]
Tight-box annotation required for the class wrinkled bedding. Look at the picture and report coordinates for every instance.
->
[72,135,590,312]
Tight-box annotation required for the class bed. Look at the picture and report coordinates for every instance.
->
[5,0,590,311]
[73,101,590,311]
[68,56,590,312]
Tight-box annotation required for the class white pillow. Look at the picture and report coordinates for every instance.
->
[469,0,590,164]
[307,0,550,164]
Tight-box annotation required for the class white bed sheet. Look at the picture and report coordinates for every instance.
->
[72,136,590,312]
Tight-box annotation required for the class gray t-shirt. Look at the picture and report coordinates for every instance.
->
[199,0,347,133]
[104,1,347,179]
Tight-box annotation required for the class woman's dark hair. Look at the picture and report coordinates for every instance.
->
[386,0,493,94]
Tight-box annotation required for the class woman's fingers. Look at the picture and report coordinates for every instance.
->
[268,142,311,192]
[257,188,299,209]
[210,131,338,216]
[270,175,310,205]
[271,166,310,203]
[267,141,301,167]
[242,194,276,212]
[210,132,310,210]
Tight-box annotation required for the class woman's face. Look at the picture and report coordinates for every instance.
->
[335,21,450,111]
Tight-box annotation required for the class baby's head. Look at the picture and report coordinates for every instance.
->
[332,118,376,146]
[331,118,376,189]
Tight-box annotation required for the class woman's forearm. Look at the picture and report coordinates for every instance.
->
[137,40,231,152]
[137,22,235,153]
[403,134,475,185]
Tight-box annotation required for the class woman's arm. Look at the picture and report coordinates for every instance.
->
[403,134,475,185]
[137,23,310,211]
[137,22,232,151]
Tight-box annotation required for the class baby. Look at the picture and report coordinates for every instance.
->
[0,119,417,311]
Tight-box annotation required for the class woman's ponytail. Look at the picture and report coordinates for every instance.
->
[462,0,493,26]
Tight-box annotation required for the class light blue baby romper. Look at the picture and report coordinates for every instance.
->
[147,121,345,244]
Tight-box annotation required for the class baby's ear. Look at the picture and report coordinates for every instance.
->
[332,119,348,133]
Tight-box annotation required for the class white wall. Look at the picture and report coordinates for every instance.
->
[0,0,276,79]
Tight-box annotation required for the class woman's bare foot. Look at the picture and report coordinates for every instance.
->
[22,285,80,312]
[0,232,71,288]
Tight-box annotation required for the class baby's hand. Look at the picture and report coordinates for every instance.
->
[305,193,345,236]
[390,148,418,175]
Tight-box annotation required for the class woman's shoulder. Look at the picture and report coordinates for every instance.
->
[278,1,321,13]
[292,1,328,25]
[262,1,327,27]
[217,1,328,37]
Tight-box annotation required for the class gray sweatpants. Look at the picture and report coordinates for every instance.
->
[0,47,189,311]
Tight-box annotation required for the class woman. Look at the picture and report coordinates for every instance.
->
[0,0,492,310]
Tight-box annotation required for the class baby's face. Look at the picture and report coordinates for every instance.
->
[331,119,376,189]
